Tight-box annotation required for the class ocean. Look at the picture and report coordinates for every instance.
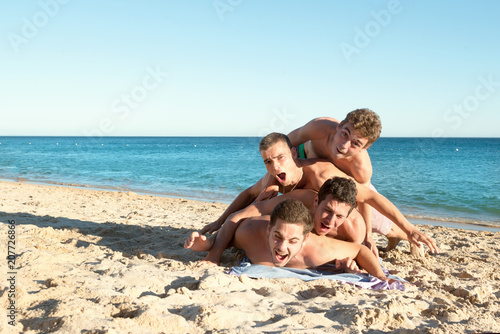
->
[1,136,499,230]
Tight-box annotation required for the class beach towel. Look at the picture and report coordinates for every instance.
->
[228,259,407,291]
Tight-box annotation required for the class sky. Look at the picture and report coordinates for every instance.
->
[1,0,499,137]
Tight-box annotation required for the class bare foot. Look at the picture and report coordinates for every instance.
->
[184,231,214,252]
[410,241,425,258]
[386,237,401,251]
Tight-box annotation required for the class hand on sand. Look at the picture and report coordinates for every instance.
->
[380,277,401,285]
[200,220,222,234]
[335,257,362,274]
[408,229,440,254]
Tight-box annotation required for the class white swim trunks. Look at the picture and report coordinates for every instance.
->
[369,184,393,235]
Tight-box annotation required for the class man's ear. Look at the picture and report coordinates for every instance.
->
[291,146,298,160]
[313,194,319,210]
[266,224,271,236]
[303,232,310,245]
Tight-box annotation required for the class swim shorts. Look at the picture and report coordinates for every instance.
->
[369,184,394,235]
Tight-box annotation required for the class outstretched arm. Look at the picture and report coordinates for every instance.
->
[201,189,317,265]
[299,238,393,282]
[287,117,339,146]
[201,174,271,234]
[356,185,440,254]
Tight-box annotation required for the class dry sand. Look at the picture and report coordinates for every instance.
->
[0,180,498,333]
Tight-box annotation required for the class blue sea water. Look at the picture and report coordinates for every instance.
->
[0,136,499,228]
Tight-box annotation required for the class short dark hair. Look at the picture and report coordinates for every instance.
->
[270,199,313,235]
[317,177,357,216]
[259,132,292,152]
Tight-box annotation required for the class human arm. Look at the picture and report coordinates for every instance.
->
[201,189,317,265]
[302,238,393,282]
[201,174,271,234]
[358,202,377,256]
[254,175,280,202]
[315,257,362,274]
[346,151,377,256]
[335,257,362,274]
[356,185,440,254]
[287,117,339,147]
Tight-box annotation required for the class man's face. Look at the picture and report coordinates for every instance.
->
[313,194,352,235]
[331,122,370,160]
[267,218,308,267]
[261,141,299,187]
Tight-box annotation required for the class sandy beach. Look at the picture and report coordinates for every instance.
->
[0,180,499,333]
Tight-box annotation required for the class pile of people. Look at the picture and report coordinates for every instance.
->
[184,109,440,282]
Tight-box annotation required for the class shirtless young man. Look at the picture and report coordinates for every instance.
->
[194,135,439,264]
[201,133,305,235]
[194,176,439,266]
[200,133,438,258]
[201,132,367,236]
[288,109,381,184]
[191,176,359,265]
[185,199,396,283]
[288,109,403,252]
[201,132,437,247]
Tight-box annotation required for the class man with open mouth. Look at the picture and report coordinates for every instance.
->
[198,132,438,266]
[288,109,403,256]
[185,198,396,283]
[201,132,306,236]
[189,176,359,266]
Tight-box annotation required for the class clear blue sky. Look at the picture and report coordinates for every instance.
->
[1,1,499,137]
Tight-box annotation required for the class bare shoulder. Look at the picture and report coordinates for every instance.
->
[285,189,317,210]
[312,117,340,126]
[302,158,333,168]
[234,217,269,249]
[302,158,349,190]
[308,117,340,133]
[302,158,340,177]
[299,117,339,133]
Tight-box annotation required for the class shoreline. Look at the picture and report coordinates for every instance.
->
[1,178,499,232]
[408,217,500,233]
[0,179,499,333]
